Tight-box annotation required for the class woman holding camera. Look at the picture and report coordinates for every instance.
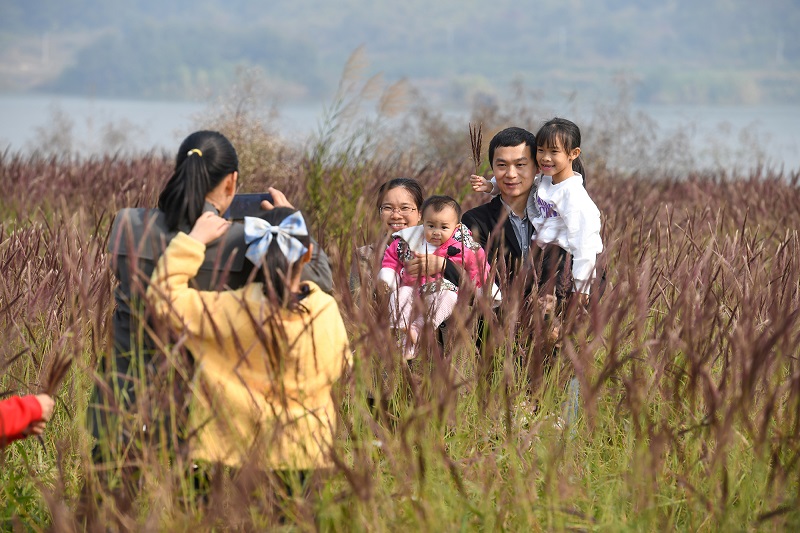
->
[88,130,332,461]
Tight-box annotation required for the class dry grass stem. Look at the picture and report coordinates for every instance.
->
[469,122,483,175]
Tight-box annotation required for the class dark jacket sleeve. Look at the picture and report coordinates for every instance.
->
[442,259,462,286]
[462,206,491,251]
[302,237,334,294]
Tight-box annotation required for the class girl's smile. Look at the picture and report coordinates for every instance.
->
[537,142,581,184]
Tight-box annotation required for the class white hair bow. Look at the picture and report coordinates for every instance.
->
[243,212,309,266]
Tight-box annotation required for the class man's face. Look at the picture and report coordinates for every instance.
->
[492,143,535,202]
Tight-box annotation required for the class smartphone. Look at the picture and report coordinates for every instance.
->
[223,192,274,220]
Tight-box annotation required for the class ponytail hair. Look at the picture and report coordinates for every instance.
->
[535,118,586,187]
[158,131,239,231]
[571,154,585,181]
[251,207,313,311]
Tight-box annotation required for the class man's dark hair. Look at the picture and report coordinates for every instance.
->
[421,195,461,220]
[488,127,536,169]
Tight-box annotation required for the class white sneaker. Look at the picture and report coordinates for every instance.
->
[403,342,417,360]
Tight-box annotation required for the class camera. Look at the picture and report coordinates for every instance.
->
[223,193,274,220]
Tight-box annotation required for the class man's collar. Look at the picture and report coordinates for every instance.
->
[499,188,535,219]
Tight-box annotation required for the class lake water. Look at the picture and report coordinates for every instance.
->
[632,103,800,172]
[1,93,798,171]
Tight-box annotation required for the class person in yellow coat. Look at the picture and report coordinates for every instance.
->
[147,206,351,481]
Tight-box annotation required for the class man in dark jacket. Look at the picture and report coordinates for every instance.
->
[462,127,539,286]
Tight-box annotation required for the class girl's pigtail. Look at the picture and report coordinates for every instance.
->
[261,242,292,308]
[573,156,586,188]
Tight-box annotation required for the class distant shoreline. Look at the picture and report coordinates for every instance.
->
[1,93,798,171]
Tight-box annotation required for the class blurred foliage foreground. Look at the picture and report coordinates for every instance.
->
[1,82,800,531]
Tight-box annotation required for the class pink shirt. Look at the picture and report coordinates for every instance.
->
[380,224,491,293]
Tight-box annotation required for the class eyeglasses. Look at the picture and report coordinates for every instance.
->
[379,205,417,215]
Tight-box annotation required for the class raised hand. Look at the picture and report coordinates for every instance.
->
[35,394,55,421]
[260,187,296,210]
[470,174,493,193]
[188,212,232,245]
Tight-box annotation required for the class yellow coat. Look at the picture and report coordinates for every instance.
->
[147,232,351,469]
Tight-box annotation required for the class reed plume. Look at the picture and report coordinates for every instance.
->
[40,351,72,397]
[469,122,483,174]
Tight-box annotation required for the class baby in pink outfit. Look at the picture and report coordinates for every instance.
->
[378,195,494,358]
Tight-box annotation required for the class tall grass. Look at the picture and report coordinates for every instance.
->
[1,83,799,531]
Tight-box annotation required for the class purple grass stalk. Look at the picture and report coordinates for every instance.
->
[469,122,483,175]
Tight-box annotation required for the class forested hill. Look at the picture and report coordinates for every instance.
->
[1,0,798,104]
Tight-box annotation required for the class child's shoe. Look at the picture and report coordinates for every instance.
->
[403,327,420,360]
[403,343,417,360]
[394,329,416,359]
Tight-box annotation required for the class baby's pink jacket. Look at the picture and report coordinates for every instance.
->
[379,224,490,292]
